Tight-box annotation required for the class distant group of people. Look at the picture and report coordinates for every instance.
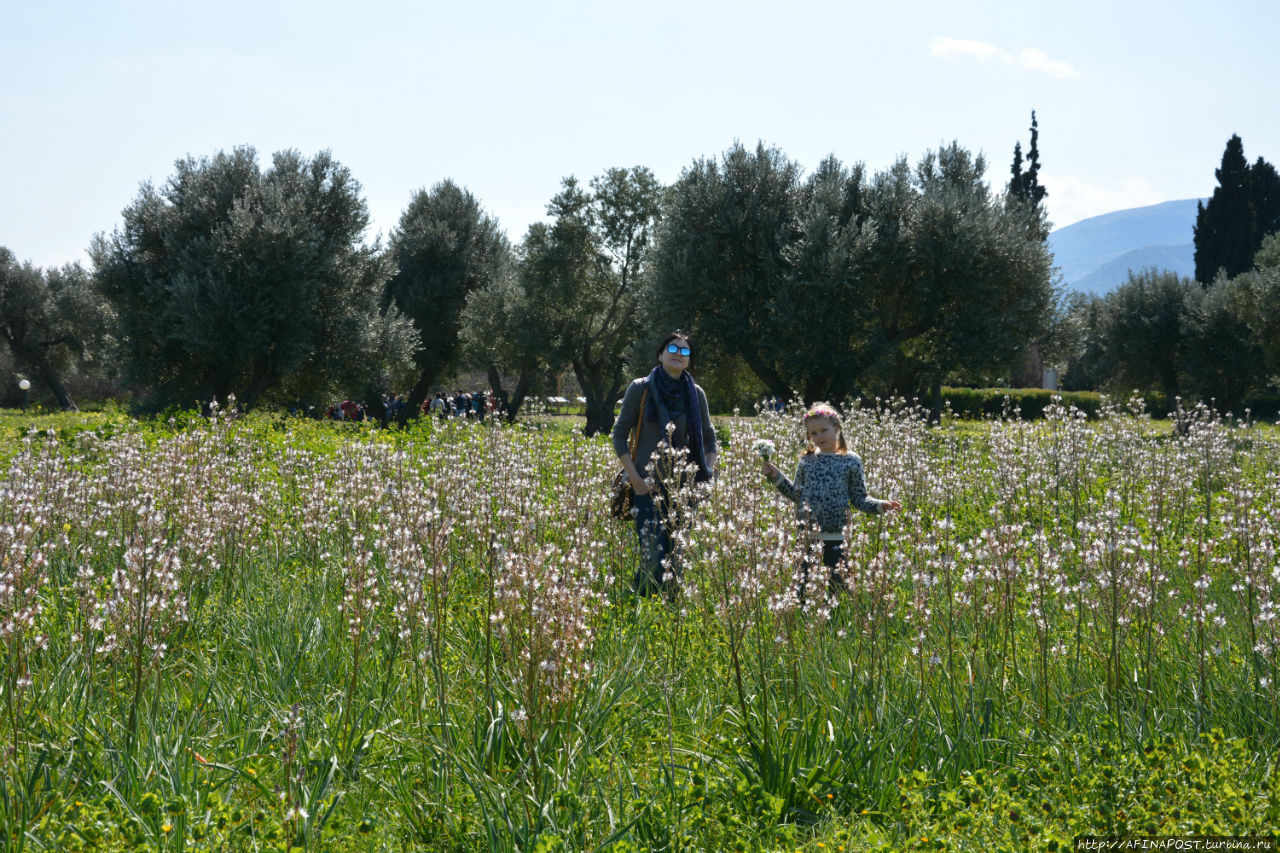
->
[326,398,370,422]
[425,390,492,422]
[383,393,409,421]
[322,390,495,425]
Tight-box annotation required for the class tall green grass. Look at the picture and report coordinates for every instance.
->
[1,401,1278,850]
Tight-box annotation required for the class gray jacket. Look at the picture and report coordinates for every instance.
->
[611,376,717,478]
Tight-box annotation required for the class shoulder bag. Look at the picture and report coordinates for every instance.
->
[609,384,648,520]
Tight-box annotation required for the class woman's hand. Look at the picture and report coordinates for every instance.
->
[881,499,902,513]
[619,454,649,496]
[761,460,780,481]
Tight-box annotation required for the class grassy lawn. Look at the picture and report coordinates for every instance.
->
[1,403,1278,850]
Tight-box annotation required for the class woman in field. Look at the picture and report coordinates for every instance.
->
[762,403,900,596]
[612,332,717,594]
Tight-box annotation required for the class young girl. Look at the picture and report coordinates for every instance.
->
[761,404,900,592]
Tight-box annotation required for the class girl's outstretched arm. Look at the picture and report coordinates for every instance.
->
[847,455,893,514]
[769,459,804,504]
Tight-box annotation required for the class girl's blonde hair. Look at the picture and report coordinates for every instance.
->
[802,403,848,454]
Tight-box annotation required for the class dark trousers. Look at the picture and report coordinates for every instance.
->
[632,491,675,594]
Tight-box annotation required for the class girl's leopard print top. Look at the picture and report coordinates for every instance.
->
[771,452,886,534]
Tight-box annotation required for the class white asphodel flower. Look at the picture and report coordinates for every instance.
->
[753,439,776,459]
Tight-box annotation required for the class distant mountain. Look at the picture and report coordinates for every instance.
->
[1049,198,1204,295]
[1071,243,1196,293]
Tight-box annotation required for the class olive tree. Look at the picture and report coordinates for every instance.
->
[92,146,416,409]
[457,248,549,421]
[0,249,111,410]
[384,181,510,417]
[518,167,662,436]
[652,141,1054,408]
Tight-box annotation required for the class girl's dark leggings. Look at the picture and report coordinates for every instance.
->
[799,539,847,599]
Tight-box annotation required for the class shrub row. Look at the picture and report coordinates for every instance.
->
[941,387,1106,420]
[941,388,1280,422]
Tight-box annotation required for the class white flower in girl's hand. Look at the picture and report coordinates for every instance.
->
[753,439,776,459]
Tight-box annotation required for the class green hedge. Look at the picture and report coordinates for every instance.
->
[1239,393,1280,422]
[941,387,1105,420]
[940,388,1280,423]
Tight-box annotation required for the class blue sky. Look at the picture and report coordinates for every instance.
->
[3,0,1278,269]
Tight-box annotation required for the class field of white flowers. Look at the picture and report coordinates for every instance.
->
[2,399,1279,851]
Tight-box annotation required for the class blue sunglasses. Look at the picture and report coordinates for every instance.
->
[666,344,691,357]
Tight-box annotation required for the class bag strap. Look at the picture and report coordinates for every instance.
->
[628,384,648,461]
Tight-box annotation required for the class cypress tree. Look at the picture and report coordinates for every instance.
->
[1250,157,1280,253]
[1007,111,1049,240]
[1009,141,1025,201]
[1023,111,1048,207]
[1009,112,1048,208]
[1194,135,1255,283]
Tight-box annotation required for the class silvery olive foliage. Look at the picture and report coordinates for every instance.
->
[0,248,111,411]
[384,180,511,417]
[91,146,418,409]
[651,142,1054,404]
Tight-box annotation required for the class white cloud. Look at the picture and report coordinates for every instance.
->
[1016,48,1081,79]
[929,37,1005,62]
[929,37,1082,79]
[1042,174,1166,230]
